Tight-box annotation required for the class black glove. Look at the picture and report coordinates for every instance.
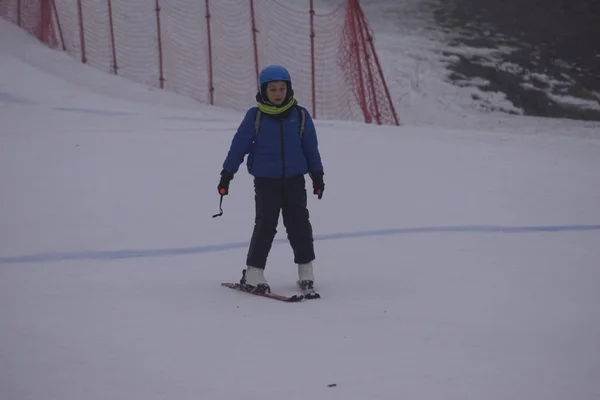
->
[217,169,234,195]
[309,170,324,199]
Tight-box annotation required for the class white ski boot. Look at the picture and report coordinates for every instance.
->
[241,266,270,294]
[297,262,320,299]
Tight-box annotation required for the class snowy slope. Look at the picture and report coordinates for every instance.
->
[1,18,600,400]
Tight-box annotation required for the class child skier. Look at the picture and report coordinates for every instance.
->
[217,64,325,297]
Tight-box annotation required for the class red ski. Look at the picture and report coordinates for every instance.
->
[221,282,304,302]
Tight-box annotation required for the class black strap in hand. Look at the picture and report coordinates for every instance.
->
[212,195,224,218]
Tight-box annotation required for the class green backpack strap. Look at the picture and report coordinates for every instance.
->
[254,109,262,138]
[298,106,306,138]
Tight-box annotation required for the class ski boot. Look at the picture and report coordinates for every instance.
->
[240,266,271,294]
[297,262,320,299]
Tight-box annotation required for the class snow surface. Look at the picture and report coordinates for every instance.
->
[2,16,600,400]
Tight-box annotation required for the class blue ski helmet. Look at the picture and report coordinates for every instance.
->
[259,64,291,87]
[257,64,294,104]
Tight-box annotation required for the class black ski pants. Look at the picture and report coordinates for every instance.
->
[246,174,315,270]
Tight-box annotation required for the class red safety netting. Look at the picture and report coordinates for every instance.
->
[0,0,399,125]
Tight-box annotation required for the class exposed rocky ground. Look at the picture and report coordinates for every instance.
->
[431,0,600,121]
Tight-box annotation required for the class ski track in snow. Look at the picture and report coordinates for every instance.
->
[2,224,600,264]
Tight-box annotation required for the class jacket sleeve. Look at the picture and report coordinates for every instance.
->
[222,108,257,175]
[301,110,323,173]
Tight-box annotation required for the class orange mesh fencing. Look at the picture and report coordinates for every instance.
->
[0,0,399,125]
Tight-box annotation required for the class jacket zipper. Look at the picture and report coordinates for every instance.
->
[280,120,286,178]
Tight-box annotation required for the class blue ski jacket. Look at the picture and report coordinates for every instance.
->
[222,106,323,178]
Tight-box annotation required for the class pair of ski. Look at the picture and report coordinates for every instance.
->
[222,269,320,302]
[221,282,320,302]
[222,274,319,303]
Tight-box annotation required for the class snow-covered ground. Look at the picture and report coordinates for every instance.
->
[1,16,600,400]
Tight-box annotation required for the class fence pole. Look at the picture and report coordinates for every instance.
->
[309,0,316,118]
[155,0,165,88]
[249,0,260,86]
[205,0,214,105]
[355,4,380,125]
[347,0,368,123]
[77,0,87,62]
[39,0,51,44]
[358,5,399,125]
[17,0,21,27]
[52,0,66,50]
[107,0,118,74]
